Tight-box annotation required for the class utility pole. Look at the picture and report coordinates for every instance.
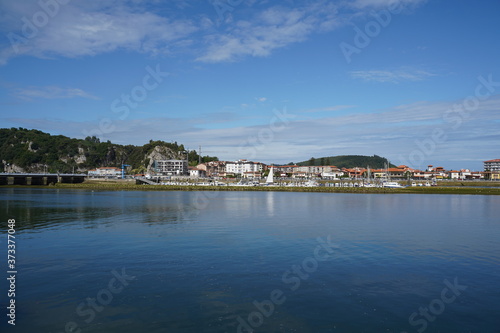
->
[199,145,202,165]
[183,150,189,176]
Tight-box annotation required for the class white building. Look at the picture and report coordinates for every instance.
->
[273,165,342,178]
[225,160,264,176]
[88,167,122,178]
[189,167,206,178]
[484,159,500,172]
[460,169,471,179]
[321,167,344,178]
[155,159,188,175]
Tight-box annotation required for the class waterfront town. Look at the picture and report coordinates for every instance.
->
[88,158,500,181]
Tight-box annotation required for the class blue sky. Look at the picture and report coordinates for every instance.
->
[0,0,499,170]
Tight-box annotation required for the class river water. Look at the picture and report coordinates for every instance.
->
[0,188,499,332]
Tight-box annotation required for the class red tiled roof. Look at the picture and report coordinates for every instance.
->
[484,159,500,163]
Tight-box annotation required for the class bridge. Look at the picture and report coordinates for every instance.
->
[0,173,86,186]
[135,177,159,185]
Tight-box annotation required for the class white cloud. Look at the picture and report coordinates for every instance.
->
[196,2,340,62]
[0,1,197,64]
[7,94,500,169]
[0,0,427,65]
[350,69,436,83]
[14,86,99,100]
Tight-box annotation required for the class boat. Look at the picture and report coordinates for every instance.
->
[363,165,378,187]
[382,181,405,188]
[264,167,274,185]
[230,180,249,186]
[381,160,405,188]
[304,179,319,187]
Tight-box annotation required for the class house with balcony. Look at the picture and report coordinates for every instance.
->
[242,171,262,179]
[198,161,227,177]
[343,167,366,178]
[321,166,343,178]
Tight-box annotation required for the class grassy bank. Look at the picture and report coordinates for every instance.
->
[20,181,497,195]
[436,180,500,187]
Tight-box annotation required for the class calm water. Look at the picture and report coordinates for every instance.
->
[1,188,499,333]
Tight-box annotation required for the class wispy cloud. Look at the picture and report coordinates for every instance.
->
[196,3,340,63]
[350,69,436,83]
[0,0,427,65]
[14,86,99,100]
[6,94,500,169]
[0,1,197,64]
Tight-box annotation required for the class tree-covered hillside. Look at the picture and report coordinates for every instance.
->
[297,155,396,169]
[0,128,217,173]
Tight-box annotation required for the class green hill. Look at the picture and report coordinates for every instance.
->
[296,155,396,169]
[0,128,217,173]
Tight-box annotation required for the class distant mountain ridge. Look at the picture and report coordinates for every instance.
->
[296,155,396,169]
[0,128,217,173]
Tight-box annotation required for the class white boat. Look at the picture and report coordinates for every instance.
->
[383,181,404,188]
[381,160,405,188]
[304,180,319,187]
[230,180,249,186]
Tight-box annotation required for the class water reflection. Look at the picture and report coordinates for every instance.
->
[1,188,500,332]
[0,188,198,232]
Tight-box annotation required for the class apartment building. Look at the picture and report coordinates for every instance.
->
[484,159,500,172]
[154,159,188,175]
[225,160,264,176]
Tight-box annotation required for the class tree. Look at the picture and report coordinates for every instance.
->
[85,136,100,144]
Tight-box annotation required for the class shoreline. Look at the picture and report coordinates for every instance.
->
[3,181,500,195]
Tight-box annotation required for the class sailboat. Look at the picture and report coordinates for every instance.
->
[265,167,274,185]
[363,166,377,187]
[382,160,404,188]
